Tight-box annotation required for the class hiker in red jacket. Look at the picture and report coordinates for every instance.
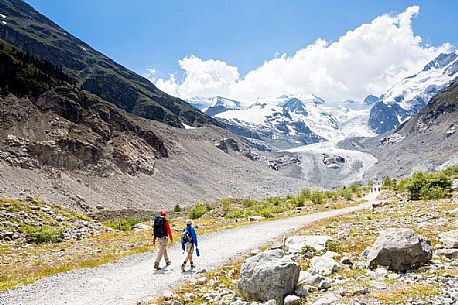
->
[153,210,173,270]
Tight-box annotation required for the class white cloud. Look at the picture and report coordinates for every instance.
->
[149,6,452,104]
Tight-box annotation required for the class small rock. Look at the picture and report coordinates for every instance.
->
[439,230,458,249]
[283,295,301,305]
[318,279,331,290]
[197,277,207,285]
[285,235,332,253]
[341,257,353,265]
[184,293,195,302]
[132,223,151,231]
[293,286,308,298]
[309,255,340,276]
[250,249,261,256]
[436,248,458,259]
[248,216,266,221]
[311,293,341,305]
[375,267,388,278]
[368,281,387,290]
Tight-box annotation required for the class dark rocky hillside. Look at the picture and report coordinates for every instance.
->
[0,39,168,176]
[0,0,216,127]
[0,39,306,212]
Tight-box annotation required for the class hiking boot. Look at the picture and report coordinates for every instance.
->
[166,261,171,266]
[190,262,196,269]
[181,263,186,272]
[154,262,161,270]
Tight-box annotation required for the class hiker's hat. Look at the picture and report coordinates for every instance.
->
[160,210,166,217]
[186,219,192,225]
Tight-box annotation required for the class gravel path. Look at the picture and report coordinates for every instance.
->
[0,191,379,305]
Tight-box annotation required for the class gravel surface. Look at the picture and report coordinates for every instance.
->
[0,192,379,305]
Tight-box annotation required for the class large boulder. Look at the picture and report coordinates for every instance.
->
[284,235,332,253]
[238,250,300,305]
[439,230,458,249]
[367,228,432,272]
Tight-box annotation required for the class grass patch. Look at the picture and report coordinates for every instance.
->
[372,284,440,303]
[23,225,64,244]
[104,218,141,231]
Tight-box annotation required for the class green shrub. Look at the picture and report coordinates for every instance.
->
[338,188,353,201]
[24,225,64,244]
[301,245,317,255]
[220,198,232,213]
[173,204,182,213]
[368,180,375,188]
[383,176,395,189]
[298,188,311,203]
[310,191,324,204]
[225,209,245,219]
[406,170,452,200]
[105,218,140,231]
[349,182,361,193]
[188,203,212,219]
[325,240,340,252]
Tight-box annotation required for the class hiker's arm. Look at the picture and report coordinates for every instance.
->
[192,228,198,247]
[165,221,173,241]
[153,235,156,245]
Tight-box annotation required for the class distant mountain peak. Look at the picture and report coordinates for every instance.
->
[368,51,458,134]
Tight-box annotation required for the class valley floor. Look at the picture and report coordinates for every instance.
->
[0,192,378,305]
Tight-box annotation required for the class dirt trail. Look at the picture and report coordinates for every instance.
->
[0,191,380,305]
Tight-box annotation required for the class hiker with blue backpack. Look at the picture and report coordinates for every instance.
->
[181,219,199,272]
[153,210,173,270]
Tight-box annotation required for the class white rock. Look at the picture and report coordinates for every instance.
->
[368,280,387,290]
[132,223,151,231]
[293,286,308,297]
[439,230,458,249]
[450,208,458,216]
[248,216,266,221]
[283,295,301,305]
[309,255,340,276]
[285,235,332,253]
[297,271,323,286]
[311,293,341,305]
[197,277,207,284]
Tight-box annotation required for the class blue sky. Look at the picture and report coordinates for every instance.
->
[25,0,458,102]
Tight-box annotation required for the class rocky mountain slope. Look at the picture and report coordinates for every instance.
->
[0,38,307,212]
[369,51,458,134]
[199,95,375,150]
[0,0,215,127]
[346,80,458,180]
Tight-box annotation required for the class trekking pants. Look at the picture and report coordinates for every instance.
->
[154,237,169,264]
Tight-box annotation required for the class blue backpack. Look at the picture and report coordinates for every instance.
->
[181,228,193,243]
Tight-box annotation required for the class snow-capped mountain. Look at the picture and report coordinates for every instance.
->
[187,96,242,115]
[369,51,458,134]
[204,94,374,150]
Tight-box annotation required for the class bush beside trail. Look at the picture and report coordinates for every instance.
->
[382,166,458,201]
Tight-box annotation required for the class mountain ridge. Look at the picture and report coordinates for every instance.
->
[0,0,217,127]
